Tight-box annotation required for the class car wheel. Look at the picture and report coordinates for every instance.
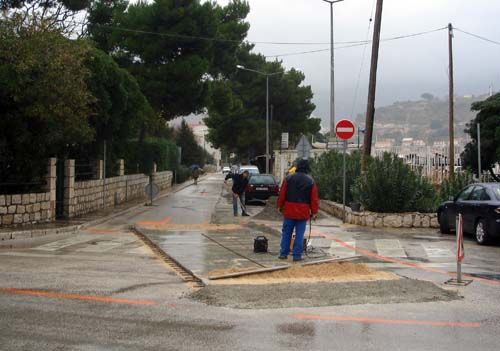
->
[439,211,451,234]
[475,219,490,245]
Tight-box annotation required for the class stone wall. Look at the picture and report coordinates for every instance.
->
[320,200,439,229]
[70,170,173,218]
[0,193,55,226]
[0,158,56,227]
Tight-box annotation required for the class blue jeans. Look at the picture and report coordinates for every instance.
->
[279,218,307,259]
[232,193,246,215]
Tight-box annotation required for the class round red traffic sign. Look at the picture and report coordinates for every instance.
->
[335,119,356,140]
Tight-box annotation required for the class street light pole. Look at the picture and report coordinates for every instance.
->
[322,0,344,144]
[236,65,281,174]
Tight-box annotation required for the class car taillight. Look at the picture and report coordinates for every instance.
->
[245,185,253,192]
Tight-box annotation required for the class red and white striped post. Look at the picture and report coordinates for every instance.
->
[456,213,465,283]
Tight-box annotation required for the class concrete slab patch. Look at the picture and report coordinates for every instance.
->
[190,279,460,309]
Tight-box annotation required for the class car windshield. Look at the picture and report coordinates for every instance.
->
[491,184,500,200]
[249,175,275,185]
[241,168,259,175]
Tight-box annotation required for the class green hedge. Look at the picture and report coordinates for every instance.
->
[352,153,439,213]
[124,137,178,175]
[439,171,474,202]
[310,150,361,204]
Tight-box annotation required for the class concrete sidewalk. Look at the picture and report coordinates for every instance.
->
[0,177,199,245]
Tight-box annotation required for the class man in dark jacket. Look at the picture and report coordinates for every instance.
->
[224,170,250,216]
[277,159,319,261]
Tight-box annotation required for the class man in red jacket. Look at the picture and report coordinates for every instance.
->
[277,159,319,261]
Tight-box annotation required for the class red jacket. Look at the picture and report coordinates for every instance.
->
[277,172,319,220]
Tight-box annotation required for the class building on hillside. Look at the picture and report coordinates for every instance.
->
[188,122,221,170]
[168,114,222,169]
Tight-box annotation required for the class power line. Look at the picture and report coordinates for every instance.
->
[91,23,366,46]
[455,27,500,46]
[265,26,447,58]
[350,0,377,119]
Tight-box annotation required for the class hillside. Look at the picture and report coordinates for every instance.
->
[355,93,488,144]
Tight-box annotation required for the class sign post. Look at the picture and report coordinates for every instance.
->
[445,213,472,285]
[456,213,464,282]
[335,119,356,223]
[295,134,312,160]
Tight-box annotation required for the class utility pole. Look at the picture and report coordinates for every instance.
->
[362,0,383,171]
[266,75,270,173]
[448,23,455,178]
[477,123,481,181]
[322,0,344,146]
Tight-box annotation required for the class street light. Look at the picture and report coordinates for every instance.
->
[236,65,282,174]
[322,0,344,146]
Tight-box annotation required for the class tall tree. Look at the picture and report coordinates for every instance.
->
[175,120,203,167]
[461,93,500,181]
[1,0,91,35]
[0,19,94,182]
[87,0,250,120]
[205,48,318,159]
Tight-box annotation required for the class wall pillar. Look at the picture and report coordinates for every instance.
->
[94,160,104,180]
[64,159,75,218]
[45,158,57,220]
[118,159,125,176]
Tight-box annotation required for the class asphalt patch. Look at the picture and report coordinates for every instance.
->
[190,279,459,309]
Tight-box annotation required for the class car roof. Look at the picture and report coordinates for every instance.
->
[469,182,500,188]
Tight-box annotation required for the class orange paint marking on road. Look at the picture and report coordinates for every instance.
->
[0,288,156,306]
[292,313,481,328]
[136,216,172,226]
[85,228,118,234]
[321,231,500,287]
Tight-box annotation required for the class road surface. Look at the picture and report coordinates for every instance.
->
[1,174,500,350]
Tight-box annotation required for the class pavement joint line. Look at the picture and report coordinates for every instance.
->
[130,226,205,288]
[291,313,481,328]
[319,231,500,287]
[0,288,156,306]
[136,216,172,226]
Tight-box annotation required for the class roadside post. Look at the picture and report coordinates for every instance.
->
[145,175,160,206]
[335,119,356,223]
[445,213,472,286]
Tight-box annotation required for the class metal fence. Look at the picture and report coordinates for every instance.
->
[75,161,95,182]
[0,180,47,194]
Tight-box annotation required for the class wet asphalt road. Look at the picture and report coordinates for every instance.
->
[1,175,500,350]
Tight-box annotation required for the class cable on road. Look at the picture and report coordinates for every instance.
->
[201,233,266,268]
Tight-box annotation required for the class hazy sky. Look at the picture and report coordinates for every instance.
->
[216,0,500,130]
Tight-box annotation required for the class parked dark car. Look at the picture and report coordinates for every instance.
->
[437,183,500,245]
[245,174,279,204]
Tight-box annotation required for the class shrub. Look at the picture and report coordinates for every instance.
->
[353,153,439,213]
[124,137,178,175]
[439,171,474,201]
[310,150,361,204]
[175,166,192,184]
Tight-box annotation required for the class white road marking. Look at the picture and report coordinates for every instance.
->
[32,237,93,251]
[329,240,357,258]
[375,239,407,258]
[76,239,135,253]
[422,245,455,258]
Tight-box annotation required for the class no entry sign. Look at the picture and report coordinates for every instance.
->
[335,119,356,140]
